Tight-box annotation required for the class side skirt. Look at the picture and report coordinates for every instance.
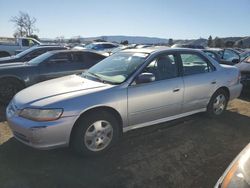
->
[123,108,206,132]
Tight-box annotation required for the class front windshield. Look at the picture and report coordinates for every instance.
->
[28,52,53,65]
[84,43,95,49]
[84,52,149,84]
[15,46,37,58]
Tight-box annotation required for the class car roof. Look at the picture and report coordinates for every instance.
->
[48,49,105,56]
[91,42,118,45]
[203,48,223,52]
[31,45,66,49]
[122,47,202,54]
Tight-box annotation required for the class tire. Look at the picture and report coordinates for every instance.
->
[207,89,229,117]
[0,78,24,104]
[0,51,10,58]
[70,111,120,156]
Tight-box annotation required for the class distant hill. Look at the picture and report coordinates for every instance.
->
[235,37,250,48]
[40,35,250,48]
[80,35,168,44]
[174,36,250,48]
[174,38,207,46]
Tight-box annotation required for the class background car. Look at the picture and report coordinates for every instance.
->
[75,42,120,51]
[215,143,250,188]
[235,56,250,91]
[171,43,205,49]
[6,48,242,156]
[0,46,67,64]
[0,37,41,57]
[0,50,107,103]
[203,48,240,65]
[240,50,250,61]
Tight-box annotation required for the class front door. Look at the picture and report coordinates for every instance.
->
[127,53,184,126]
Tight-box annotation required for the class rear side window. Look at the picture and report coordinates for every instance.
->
[223,49,239,61]
[180,53,213,76]
[49,53,71,64]
[71,53,84,62]
[204,51,216,60]
[85,53,105,67]
[103,44,117,49]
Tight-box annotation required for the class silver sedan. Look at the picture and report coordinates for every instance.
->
[7,48,242,156]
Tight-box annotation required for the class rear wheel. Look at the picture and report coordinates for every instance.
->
[0,78,24,104]
[71,111,120,156]
[207,89,229,117]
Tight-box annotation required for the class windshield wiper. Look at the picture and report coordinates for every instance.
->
[84,72,119,85]
[85,72,106,83]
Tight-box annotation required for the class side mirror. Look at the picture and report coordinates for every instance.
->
[232,58,240,64]
[135,73,155,84]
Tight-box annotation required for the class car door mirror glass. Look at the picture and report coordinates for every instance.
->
[135,73,155,84]
[232,58,239,64]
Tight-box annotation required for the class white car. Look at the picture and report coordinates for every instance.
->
[235,57,250,89]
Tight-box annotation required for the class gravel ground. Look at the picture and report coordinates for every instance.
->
[0,95,250,188]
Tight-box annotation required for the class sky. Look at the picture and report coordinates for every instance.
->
[0,0,250,39]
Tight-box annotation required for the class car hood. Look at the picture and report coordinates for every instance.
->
[13,74,110,107]
[0,62,26,69]
[0,55,16,62]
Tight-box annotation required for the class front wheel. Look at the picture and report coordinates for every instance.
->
[207,89,229,117]
[0,78,24,104]
[70,111,120,156]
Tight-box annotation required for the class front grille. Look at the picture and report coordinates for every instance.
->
[13,131,30,143]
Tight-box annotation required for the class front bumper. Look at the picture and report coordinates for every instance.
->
[6,104,77,149]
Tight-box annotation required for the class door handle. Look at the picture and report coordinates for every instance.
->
[211,80,217,84]
[173,88,180,92]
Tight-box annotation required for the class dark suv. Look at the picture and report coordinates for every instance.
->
[0,50,107,103]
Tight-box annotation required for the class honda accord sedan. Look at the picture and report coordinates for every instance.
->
[6,48,242,156]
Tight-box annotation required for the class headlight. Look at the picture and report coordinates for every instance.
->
[19,108,63,121]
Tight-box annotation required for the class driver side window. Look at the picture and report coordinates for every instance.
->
[142,54,178,82]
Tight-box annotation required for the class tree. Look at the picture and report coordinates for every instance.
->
[237,40,244,48]
[225,41,235,48]
[11,11,38,37]
[207,36,213,47]
[168,38,174,46]
[120,40,128,45]
[214,37,224,48]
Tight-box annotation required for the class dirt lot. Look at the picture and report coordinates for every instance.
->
[0,94,250,188]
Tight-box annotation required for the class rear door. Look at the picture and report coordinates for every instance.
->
[178,52,217,113]
[127,52,184,126]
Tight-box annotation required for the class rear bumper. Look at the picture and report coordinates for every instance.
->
[228,83,242,100]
